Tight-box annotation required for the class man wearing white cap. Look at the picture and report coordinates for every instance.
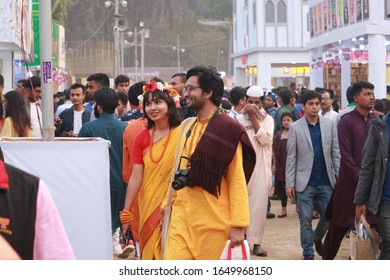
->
[237,85,274,257]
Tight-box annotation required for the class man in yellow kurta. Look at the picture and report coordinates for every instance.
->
[163,66,256,260]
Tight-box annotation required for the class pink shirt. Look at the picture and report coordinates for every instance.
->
[33,180,75,260]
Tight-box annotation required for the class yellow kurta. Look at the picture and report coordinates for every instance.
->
[138,126,180,260]
[164,115,250,260]
[0,117,32,137]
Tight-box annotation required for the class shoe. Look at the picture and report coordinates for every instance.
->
[312,210,320,219]
[270,194,280,200]
[253,244,268,257]
[313,238,323,256]
[277,213,287,218]
[302,255,315,260]
[117,244,135,259]
[291,197,296,204]
[266,212,275,219]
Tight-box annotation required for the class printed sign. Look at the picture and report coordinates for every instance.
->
[42,61,52,83]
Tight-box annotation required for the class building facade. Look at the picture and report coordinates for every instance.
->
[307,0,390,106]
[232,0,310,90]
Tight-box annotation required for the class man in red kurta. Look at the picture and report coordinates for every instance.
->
[322,81,378,259]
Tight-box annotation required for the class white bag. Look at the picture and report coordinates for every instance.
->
[220,240,250,260]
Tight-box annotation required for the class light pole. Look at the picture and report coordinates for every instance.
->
[172,34,185,72]
[105,0,128,77]
[139,22,150,81]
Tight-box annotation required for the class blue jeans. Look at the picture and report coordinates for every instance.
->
[296,184,333,257]
[378,200,390,260]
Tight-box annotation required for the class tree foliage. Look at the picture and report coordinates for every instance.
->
[63,0,232,72]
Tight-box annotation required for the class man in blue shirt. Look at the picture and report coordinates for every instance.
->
[285,90,340,260]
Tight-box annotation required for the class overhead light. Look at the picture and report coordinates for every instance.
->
[351,47,356,52]
[359,37,364,41]
[351,37,356,42]
[104,1,113,8]
[338,40,342,44]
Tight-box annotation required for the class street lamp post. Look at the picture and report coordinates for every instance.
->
[105,0,128,77]
[172,34,185,72]
[139,22,150,81]
[114,0,119,77]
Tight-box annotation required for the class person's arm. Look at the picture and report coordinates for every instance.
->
[285,124,297,199]
[225,142,248,247]
[121,130,146,236]
[331,120,341,177]
[355,125,378,207]
[34,180,75,260]
[254,115,274,145]
[0,235,20,260]
[245,104,261,134]
[121,164,143,236]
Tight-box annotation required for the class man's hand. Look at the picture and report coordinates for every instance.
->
[54,117,62,127]
[355,204,366,223]
[229,227,245,248]
[244,104,258,120]
[121,223,131,238]
[286,187,295,199]
[61,131,76,137]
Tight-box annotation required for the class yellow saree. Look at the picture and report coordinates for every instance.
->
[138,126,180,260]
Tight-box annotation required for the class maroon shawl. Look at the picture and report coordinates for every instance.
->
[188,113,256,197]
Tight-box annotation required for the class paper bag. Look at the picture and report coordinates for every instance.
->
[350,215,380,260]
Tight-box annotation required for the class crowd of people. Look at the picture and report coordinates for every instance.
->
[0,69,390,261]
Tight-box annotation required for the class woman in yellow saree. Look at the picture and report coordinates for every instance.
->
[120,80,181,260]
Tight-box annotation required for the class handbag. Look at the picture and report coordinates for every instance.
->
[220,240,250,260]
[350,214,380,260]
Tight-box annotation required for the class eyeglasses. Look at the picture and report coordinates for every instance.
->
[321,97,330,101]
[184,85,201,94]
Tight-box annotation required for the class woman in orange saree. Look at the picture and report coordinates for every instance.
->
[120,80,181,260]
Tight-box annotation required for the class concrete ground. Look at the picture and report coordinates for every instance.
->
[119,197,350,261]
[251,197,350,260]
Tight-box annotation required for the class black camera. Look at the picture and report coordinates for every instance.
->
[172,169,190,190]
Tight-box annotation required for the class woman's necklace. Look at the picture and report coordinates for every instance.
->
[149,127,172,164]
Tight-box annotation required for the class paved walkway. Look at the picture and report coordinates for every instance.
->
[251,198,350,260]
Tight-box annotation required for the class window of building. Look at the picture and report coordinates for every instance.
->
[277,0,287,23]
[266,0,275,23]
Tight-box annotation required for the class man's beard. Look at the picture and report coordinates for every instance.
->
[94,106,100,118]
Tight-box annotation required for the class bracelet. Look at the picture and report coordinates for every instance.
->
[119,209,133,224]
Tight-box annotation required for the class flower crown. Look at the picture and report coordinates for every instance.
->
[137,80,180,104]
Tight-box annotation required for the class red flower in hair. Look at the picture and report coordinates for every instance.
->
[144,80,157,92]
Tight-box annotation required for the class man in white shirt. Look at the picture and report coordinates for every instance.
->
[55,83,91,137]
[228,86,247,120]
[318,88,338,121]
[22,76,42,137]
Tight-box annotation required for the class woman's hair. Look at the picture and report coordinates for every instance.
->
[143,90,181,129]
[4,91,31,136]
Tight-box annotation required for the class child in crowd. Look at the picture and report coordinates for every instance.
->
[272,111,296,218]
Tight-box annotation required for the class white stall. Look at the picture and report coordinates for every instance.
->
[1,138,113,260]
